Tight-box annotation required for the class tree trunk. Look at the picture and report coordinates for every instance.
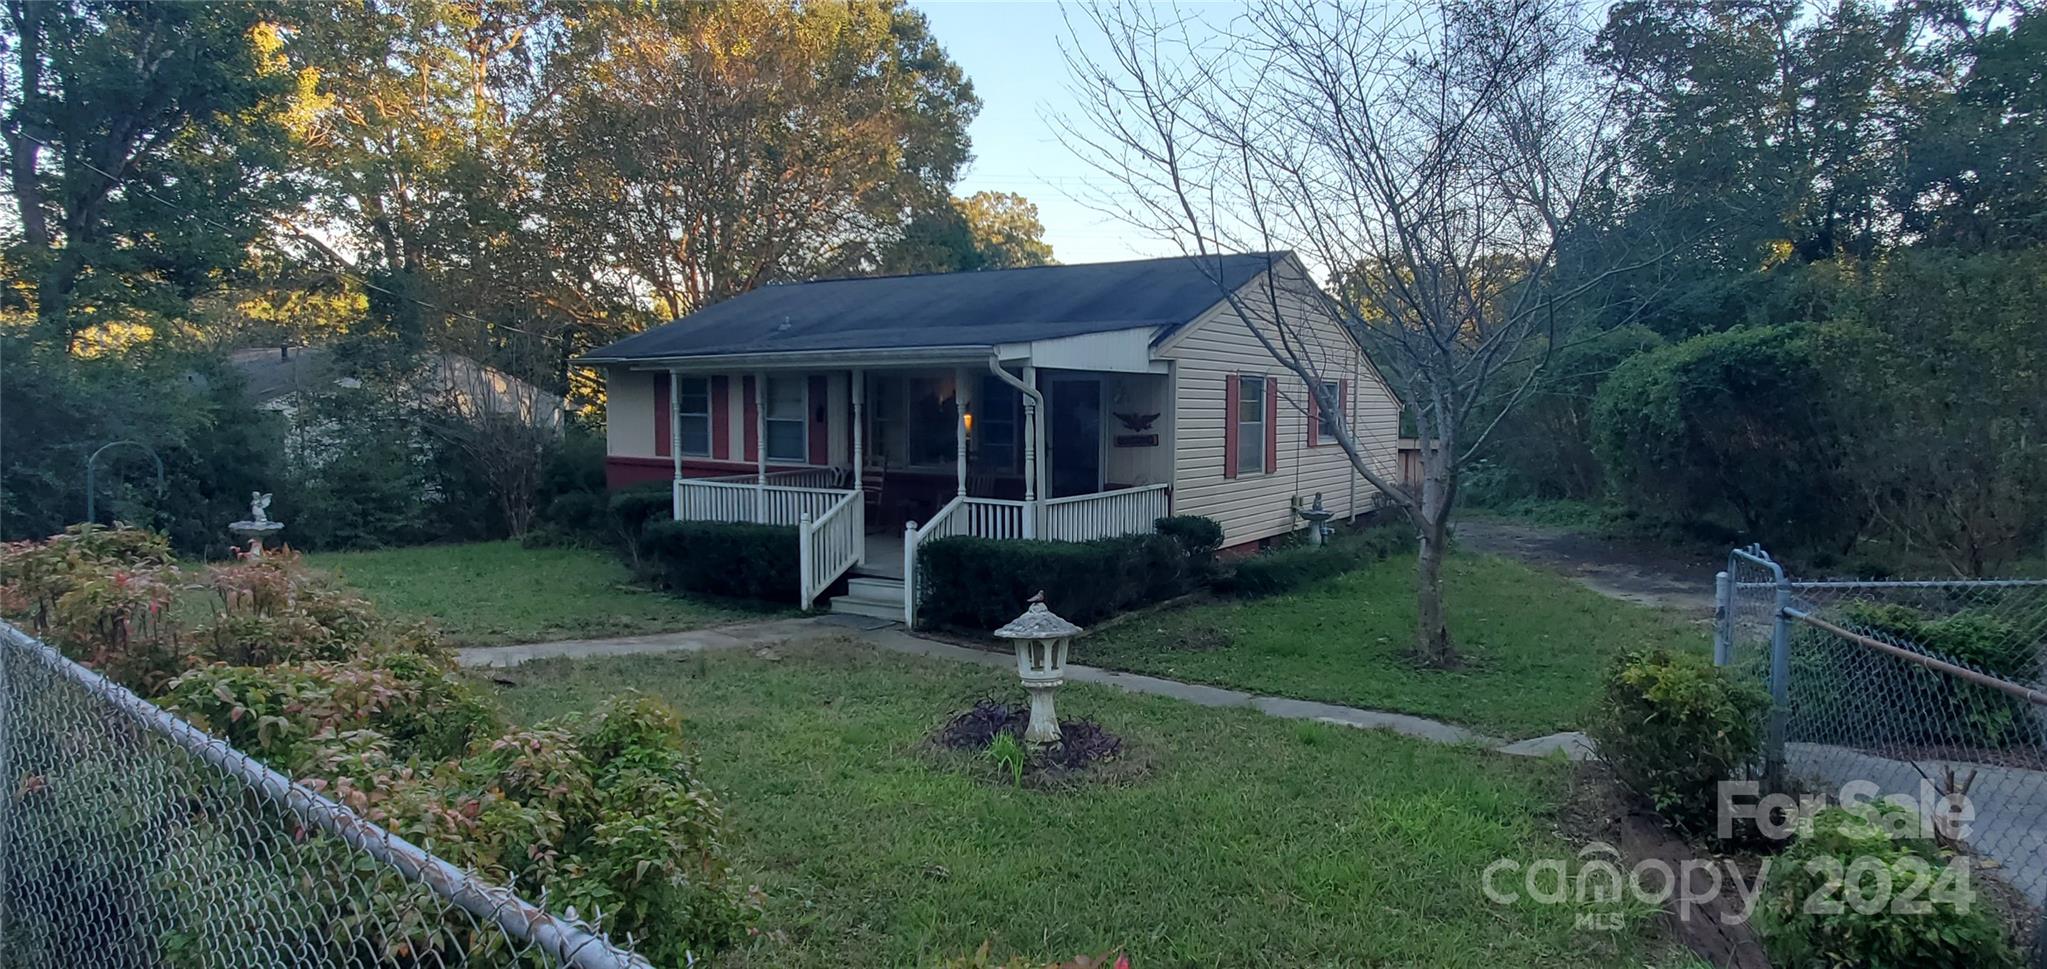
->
[1409,435,1462,668]
[1413,512,1458,668]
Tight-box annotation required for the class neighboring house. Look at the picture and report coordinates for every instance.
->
[582,252,1401,621]
[231,345,565,438]
[234,344,560,471]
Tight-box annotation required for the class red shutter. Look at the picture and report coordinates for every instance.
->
[742,376,759,462]
[807,375,829,465]
[653,373,672,458]
[1306,378,1320,448]
[1265,377,1279,473]
[1222,373,1240,479]
[710,375,731,460]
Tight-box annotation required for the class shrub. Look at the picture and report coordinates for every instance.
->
[195,547,444,666]
[1587,647,1768,838]
[1219,522,1415,597]
[918,532,1197,630]
[1592,325,1852,550]
[1757,804,2020,968]
[160,652,497,770]
[373,693,761,961]
[1154,515,1223,578]
[641,519,799,601]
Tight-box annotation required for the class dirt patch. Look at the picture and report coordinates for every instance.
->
[1558,764,1773,968]
[1455,517,1720,614]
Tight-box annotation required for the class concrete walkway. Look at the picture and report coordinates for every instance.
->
[459,616,1596,760]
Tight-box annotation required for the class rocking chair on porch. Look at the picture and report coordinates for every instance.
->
[860,461,888,528]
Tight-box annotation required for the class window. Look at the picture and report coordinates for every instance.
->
[1316,379,1341,443]
[763,376,807,462]
[675,376,711,457]
[1237,375,1266,475]
[971,375,1021,472]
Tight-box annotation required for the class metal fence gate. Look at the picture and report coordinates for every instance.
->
[1717,546,2047,909]
[0,622,652,969]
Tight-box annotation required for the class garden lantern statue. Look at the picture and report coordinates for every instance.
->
[994,592,1082,745]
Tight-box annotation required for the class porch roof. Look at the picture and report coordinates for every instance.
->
[579,252,1282,364]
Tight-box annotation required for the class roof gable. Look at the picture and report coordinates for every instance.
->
[584,252,1284,362]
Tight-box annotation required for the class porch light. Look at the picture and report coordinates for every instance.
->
[961,406,974,434]
[993,592,1082,745]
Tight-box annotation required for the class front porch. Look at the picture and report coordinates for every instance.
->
[651,361,1173,621]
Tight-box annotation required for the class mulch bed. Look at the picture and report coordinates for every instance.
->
[932,700,1133,785]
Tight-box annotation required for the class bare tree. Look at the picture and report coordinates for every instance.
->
[1063,0,1650,666]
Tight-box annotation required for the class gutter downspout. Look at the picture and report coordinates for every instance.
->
[986,356,1044,538]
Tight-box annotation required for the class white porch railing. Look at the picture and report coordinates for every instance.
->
[699,467,842,489]
[1039,484,1172,543]
[799,490,864,611]
[674,479,850,526]
[901,485,1170,627]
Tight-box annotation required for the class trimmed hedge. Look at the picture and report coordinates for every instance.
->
[1155,515,1224,579]
[642,520,799,601]
[918,531,1200,631]
[1219,522,1416,597]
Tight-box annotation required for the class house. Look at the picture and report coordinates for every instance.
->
[581,252,1402,623]
[231,345,565,433]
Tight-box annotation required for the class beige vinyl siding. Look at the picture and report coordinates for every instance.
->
[606,366,658,459]
[1158,279,1400,547]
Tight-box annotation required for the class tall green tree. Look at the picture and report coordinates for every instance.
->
[882,189,1055,273]
[536,0,977,318]
[1584,0,1945,336]
[2,1,304,349]
[1898,8,2047,248]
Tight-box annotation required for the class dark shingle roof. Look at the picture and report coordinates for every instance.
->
[583,252,1282,361]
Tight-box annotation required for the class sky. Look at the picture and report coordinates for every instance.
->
[914,1,1194,266]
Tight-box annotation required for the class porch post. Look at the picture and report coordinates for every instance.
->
[669,370,683,521]
[753,369,767,523]
[852,368,866,565]
[955,366,968,498]
[850,368,865,492]
[1021,364,1041,534]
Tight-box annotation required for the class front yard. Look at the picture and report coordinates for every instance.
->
[491,644,1683,967]
[1077,552,1704,738]
[309,540,770,645]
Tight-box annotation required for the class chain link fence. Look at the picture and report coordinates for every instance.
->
[1717,545,2047,917]
[0,622,652,969]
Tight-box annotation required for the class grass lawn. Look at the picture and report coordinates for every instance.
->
[1076,552,1704,738]
[492,644,1679,968]
[309,540,771,646]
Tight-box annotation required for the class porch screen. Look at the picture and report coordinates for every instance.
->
[764,376,807,461]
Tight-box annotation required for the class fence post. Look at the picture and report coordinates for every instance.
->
[1765,566,1792,792]
[1712,570,1731,666]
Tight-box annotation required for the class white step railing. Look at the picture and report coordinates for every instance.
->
[1039,483,1171,542]
[902,496,965,628]
[674,479,851,526]
[799,489,864,610]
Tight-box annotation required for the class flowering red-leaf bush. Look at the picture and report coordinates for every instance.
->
[0,526,759,964]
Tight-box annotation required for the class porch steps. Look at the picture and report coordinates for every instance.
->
[828,576,904,623]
